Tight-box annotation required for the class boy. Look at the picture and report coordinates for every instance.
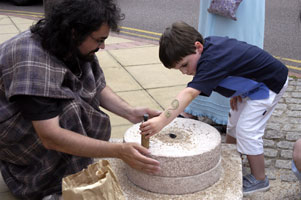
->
[140,21,288,194]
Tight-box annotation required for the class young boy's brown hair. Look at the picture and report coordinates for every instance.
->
[159,21,204,69]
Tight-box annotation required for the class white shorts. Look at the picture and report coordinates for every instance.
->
[227,79,288,155]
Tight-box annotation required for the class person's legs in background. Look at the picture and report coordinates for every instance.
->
[183,92,229,133]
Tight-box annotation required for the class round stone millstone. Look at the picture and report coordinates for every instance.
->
[123,118,222,194]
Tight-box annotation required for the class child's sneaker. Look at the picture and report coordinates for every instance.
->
[243,174,270,195]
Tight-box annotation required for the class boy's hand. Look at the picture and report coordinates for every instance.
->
[230,96,242,110]
[139,116,166,138]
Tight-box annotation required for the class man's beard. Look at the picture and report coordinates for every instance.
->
[76,47,100,62]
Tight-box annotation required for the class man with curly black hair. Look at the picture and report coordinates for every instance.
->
[0,0,160,199]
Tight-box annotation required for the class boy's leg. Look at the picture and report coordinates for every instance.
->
[238,90,285,177]
[239,80,287,194]
[236,97,272,194]
[228,96,281,177]
[227,96,267,179]
[227,99,246,144]
[226,134,237,144]
[247,154,265,180]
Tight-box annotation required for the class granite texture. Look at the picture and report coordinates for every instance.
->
[123,118,223,194]
[105,144,243,200]
[125,158,222,194]
[124,118,221,177]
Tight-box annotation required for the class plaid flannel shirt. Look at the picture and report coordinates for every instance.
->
[0,30,111,199]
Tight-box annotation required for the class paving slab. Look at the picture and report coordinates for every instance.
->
[105,35,135,45]
[0,33,17,43]
[111,124,133,139]
[97,51,123,69]
[127,63,191,89]
[102,90,162,127]
[9,16,36,25]
[102,66,142,92]
[0,16,12,25]
[0,24,19,34]
[14,23,32,32]
[109,46,161,66]
[147,85,187,109]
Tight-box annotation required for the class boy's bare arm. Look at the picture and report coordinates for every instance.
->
[140,87,200,138]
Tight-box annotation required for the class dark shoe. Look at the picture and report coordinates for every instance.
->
[243,174,270,195]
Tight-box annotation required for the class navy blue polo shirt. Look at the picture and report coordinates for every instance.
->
[188,36,288,99]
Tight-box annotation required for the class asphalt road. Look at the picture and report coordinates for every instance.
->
[0,0,300,74]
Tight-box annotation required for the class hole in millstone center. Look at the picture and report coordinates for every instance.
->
[169,133,177,139]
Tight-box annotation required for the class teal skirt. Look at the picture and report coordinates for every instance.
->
[185,0,265,125]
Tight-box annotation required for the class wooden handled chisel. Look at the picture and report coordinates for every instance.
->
[141,114,149,148]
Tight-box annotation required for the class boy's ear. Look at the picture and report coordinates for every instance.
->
[194,41,203,54]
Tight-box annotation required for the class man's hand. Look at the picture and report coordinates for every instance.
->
[230,96,242,110]
[118,143,160,174]
[98,86,161,124]
[127,107,161,124]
